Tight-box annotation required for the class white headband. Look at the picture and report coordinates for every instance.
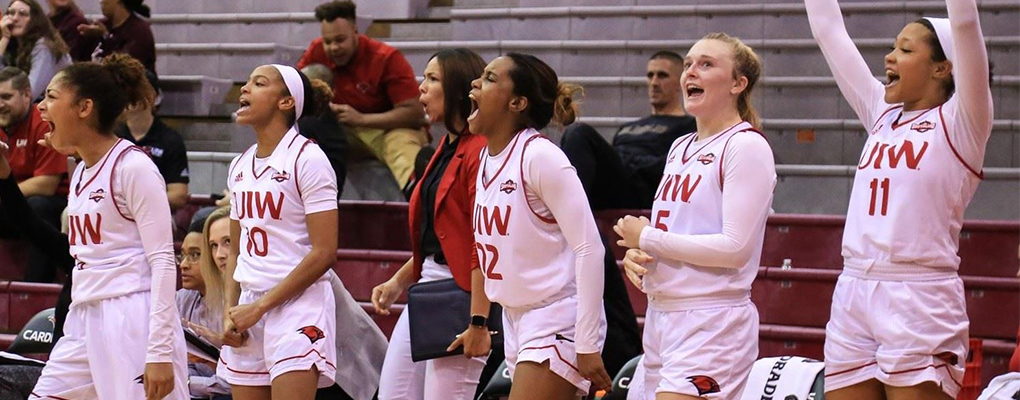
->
[271,64,304,122]
[923,17,955,65]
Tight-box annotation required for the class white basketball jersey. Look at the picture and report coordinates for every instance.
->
[644,122,766,304]
[842,104,982,275]
[474,128,575,308]
[67,139,155,303]
[228,127,338,292]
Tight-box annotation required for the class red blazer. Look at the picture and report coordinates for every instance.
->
[409,132,488,291]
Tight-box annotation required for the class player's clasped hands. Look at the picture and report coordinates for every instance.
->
[622,249,653,290]
[613,215,650,249]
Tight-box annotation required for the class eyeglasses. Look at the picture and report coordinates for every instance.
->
[177,251,201,264]
[4,8,30,18]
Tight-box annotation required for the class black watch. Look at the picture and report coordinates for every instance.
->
[470,315,487,328]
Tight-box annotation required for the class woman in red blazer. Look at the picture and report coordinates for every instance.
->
[371,48,491,400]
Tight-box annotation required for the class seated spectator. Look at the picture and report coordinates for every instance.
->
[0,0,72,100]
[178,207,231,400]
[46,0,89,62]
[560,50,696,210]
[0,67,68,282]
[77,0,155,74]
[116,71,189,209]
[0,140,72,397]
[299,63,348,198]
[297,0,427,193]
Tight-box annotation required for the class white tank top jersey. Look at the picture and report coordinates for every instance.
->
[643,122,770,307]
[67,139,156,303]
[842,100,983,278]
[228,126,338,292]
[473,129,576,308]
[807,0,993,278]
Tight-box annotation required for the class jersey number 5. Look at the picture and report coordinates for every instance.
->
[475,242,502,280]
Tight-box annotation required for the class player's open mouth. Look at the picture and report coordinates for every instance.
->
[685,84,704,100]
[467,95,479,121]
[885,70,900,88]
[237,98,251,114]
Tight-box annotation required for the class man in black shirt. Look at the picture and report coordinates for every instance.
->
[116,72,190,209]
[561,50,696,210]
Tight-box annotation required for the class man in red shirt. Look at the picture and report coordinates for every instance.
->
[0,67,69,282]
[297,0,427,192]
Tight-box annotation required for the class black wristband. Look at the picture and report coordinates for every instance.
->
[470,315,487,328]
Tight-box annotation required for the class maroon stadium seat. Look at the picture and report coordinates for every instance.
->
[0,240,28,281]
[7,282,60,333]
[754,268,838,328]
[337,201,411,251]
[958,220,1020,278]
[334,249,410,303]
[761,214,845,269]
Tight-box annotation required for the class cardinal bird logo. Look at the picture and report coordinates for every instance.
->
[687,375,721,395]
[910,120,936,133]
[697,153,716,165]
[499,179,517,194]
[88,188,106,203]
[271,171,291,182]
[297,325,325,344]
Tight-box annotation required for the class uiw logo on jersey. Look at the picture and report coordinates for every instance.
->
[271,171,291,183]
[68,214,102,245]
[655,174,702,203]
[499,179,517,194]
[697,153,715,165]
[88,188,106,203]
[474,204,511,237]
[857,139,928,170]
[15,139,27,148]
[910,121,936,133]
[235,191,285,220]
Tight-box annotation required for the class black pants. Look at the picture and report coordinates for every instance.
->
[23,195,67,283]
[560,124,644,377]
[559,123,655,211]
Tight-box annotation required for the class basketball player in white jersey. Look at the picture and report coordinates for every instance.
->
[30,54,188,400]
[806,0,993,398]
[217,64,339,400]
[614,33,776,400]
[468,52,612,399]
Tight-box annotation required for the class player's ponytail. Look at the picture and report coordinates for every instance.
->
[103,53,155,111]
[308,78,335,119]
[505,52,582,130]
[57,53,154,134]
[704,32,762,130]
[553,82,581,127]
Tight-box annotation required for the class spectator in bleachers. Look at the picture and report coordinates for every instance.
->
[0,0,71,100]
[560,50,696,210]
[299,63,348,198]
[0,67,68,283]
[370,48,491,400]
[77,0,155,74]
[46,0,89,62]
[116,71,190,209]
[177,207,232,400]
[297,0,428,194]
[0,140,72,398]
